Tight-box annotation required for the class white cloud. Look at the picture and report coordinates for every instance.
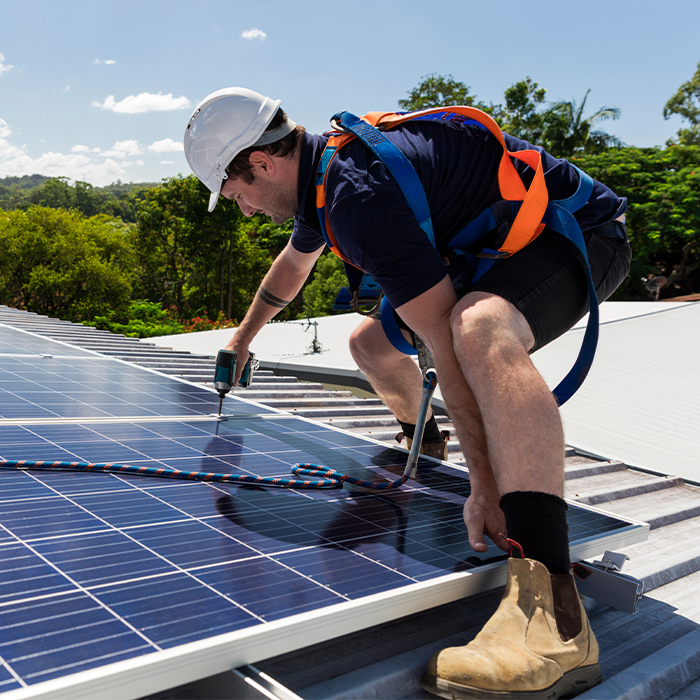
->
[241,28,267,40]
[92,92,191,114]
[0,53,14,76]
[147,137,182,153]
[0,149,129,187]
[101,139,142,157]
[0,119,140,186]
[94,59,116,65]
[160,160,175,165]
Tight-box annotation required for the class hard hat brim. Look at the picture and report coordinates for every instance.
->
[208,189,220,212]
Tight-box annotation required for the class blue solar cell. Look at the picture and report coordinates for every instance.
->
[273,547,413,599]
[0,592,153,685]
[0,497,110,540]
[69,489,191,529]
[33,531,178,586]
[0,356,272,420]
[0,426,46,445]
[94,574,258,648]
[195,557,345,621]
[0,325,95,356]
[124,520,260,569]
[0,542,76,604]
[0,663,22,693]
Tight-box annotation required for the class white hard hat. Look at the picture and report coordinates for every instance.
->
[184,87,294,212]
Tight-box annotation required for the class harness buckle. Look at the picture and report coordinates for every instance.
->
[351,289,382,316]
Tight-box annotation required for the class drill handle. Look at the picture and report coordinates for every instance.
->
[214,350,258,394]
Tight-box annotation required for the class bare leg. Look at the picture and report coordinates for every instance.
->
[449,292,565,498]
[349,316,424,424]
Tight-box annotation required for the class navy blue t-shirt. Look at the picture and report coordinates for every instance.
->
[291,120,626,309]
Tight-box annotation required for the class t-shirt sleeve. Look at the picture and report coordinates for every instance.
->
[290,213,326,254]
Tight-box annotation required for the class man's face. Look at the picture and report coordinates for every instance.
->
[220,159,297,225]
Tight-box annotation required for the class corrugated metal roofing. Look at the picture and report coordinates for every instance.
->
[532,302,700,484]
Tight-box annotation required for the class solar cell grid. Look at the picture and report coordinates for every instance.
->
[0,356,269,421]
[0,325,95,357]
[0,325,646,699]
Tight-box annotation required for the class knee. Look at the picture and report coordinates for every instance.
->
[349,322,381,368]
[450,295,532,366]
[450,304,498,362]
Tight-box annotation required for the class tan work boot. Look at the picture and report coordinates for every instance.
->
[422,557,601,699]
[395,430,450,461]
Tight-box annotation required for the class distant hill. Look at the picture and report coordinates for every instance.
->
[0,174,51,190]
[0,175,159,222]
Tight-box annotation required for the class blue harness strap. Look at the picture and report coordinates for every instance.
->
[333,111,436,245]
[317,111,600,405]
[380,296,417,356]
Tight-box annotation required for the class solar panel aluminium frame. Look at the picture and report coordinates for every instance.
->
[3,508,647,700]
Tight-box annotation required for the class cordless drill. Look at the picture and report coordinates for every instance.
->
[213,350,257,414]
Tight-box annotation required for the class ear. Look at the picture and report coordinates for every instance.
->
[248,151,276,178]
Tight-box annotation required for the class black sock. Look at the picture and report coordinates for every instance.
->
[398,416,443,443]
[499,491,571,575]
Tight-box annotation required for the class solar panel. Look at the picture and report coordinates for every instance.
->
[0,325,648,700]
[0,325,95,357]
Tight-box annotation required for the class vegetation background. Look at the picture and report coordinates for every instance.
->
[1,65,699,336]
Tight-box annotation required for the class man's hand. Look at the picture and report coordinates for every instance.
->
[463,482,509,553]
[223,339,250,387]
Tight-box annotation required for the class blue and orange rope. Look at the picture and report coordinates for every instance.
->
[0,459,411,490]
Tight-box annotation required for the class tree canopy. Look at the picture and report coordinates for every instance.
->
[0,175,153,222]
[398,73,489,112]
[0,207,135,321]
[398,75,623,157]
[664,61,700,146]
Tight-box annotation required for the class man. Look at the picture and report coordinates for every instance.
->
[184,87,631,699]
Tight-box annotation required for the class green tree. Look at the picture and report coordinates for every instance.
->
[28,176,75,210]
[541,90,623,156]
[133,175,271,321]
[90,300,186,337]
[0,207,135,321]
[398,73,488,111]
[664,60,700,146]
[302,252,347,317]
[573,146,700,298]
[493,77,547,143]
[1,175,152,223]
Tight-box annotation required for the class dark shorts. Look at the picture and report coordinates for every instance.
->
[392,221,632,353]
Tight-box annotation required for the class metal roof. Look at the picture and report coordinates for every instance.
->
[532,302,700,484]
[2,304,700,700]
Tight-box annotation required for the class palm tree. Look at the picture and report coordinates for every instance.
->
[541,90,623,156]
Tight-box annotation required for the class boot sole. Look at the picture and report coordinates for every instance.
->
[421,663,602,700]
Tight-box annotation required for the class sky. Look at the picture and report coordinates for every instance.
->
[0,0,698,187]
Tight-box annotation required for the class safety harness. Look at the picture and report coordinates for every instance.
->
[315,106,599,405]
